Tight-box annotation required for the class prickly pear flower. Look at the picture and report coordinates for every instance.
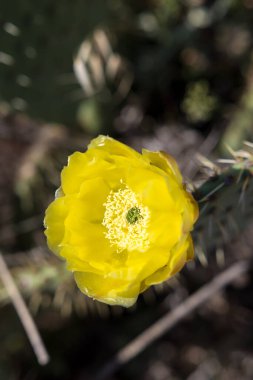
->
[44,136,198,307]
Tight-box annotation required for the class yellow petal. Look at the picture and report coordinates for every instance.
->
[144,234,193,286]
[110,247,169,282]
[88,135,141,159]
[44,196,71,254]
[126,167,177,211]
[142,150,183,183]
[148,210,182,249]
[61,151,112,195]
[60,245,106,274]
[76,177,110,223]
[186,235,194,261]
[62,217,114,270]
[74,271,139,307]
[182,191,199,233]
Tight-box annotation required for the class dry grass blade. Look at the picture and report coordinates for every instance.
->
[95,260,250,380]
[0,253,49,365]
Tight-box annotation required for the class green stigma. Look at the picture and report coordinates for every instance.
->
[126,207,142,224]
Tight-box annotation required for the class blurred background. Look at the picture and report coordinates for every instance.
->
[1,0,253,379]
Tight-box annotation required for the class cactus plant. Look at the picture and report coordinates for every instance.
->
[193,145,253,265]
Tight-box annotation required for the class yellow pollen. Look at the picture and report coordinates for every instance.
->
[102,186,150,252]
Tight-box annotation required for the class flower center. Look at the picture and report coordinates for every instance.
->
[126,207,142,224]
[102,186,150,252]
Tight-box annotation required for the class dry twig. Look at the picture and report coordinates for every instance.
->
[0,253,50,365]
[96,260,250,380]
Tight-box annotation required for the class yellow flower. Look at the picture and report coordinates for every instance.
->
[44,136,198,307]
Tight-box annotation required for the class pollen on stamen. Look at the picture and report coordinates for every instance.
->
[102,186,150,252]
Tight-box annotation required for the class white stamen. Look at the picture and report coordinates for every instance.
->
[102,186,150,252]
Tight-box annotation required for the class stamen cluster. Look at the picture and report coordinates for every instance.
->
[102,186,150,252]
